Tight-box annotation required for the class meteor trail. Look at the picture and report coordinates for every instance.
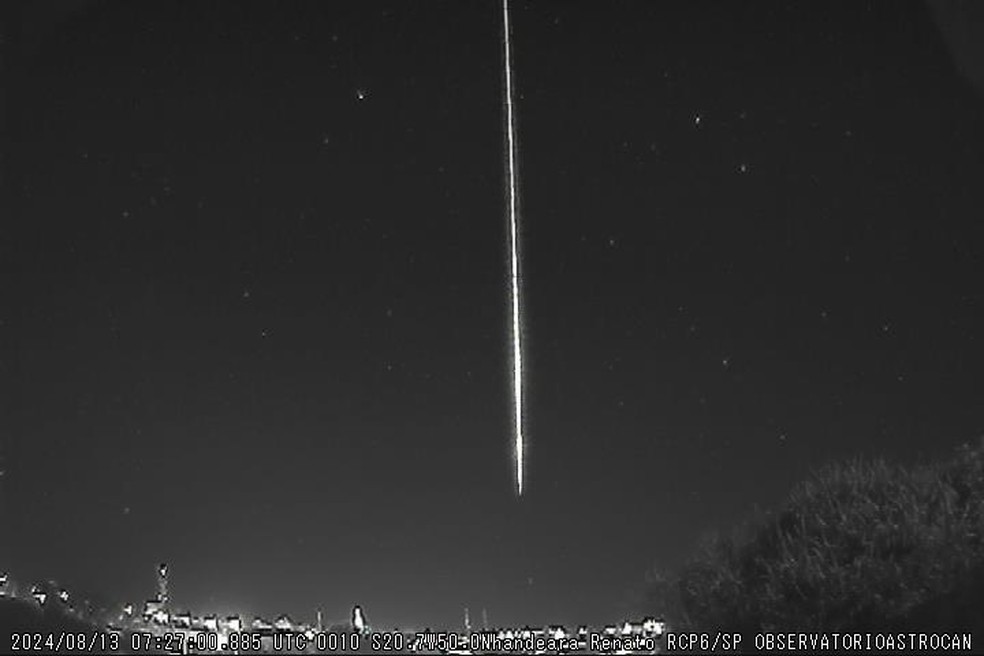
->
[502,0,525,497]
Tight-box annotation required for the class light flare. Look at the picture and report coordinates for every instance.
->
[502,0,525,496]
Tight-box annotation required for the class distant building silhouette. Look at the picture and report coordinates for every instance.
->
[275,615,293,633]
[642,617,665,636]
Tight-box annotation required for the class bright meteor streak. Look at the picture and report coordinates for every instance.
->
[502,0,525,497]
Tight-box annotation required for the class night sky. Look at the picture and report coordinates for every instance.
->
[4,0,984,633]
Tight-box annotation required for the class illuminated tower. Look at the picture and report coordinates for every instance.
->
[157,563,169,607]
[464,607,471,633]
[352,605,366,634]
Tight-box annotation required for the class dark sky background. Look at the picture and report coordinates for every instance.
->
[3,0,984,633]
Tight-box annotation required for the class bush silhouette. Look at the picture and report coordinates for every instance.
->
[646,439,984,639]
